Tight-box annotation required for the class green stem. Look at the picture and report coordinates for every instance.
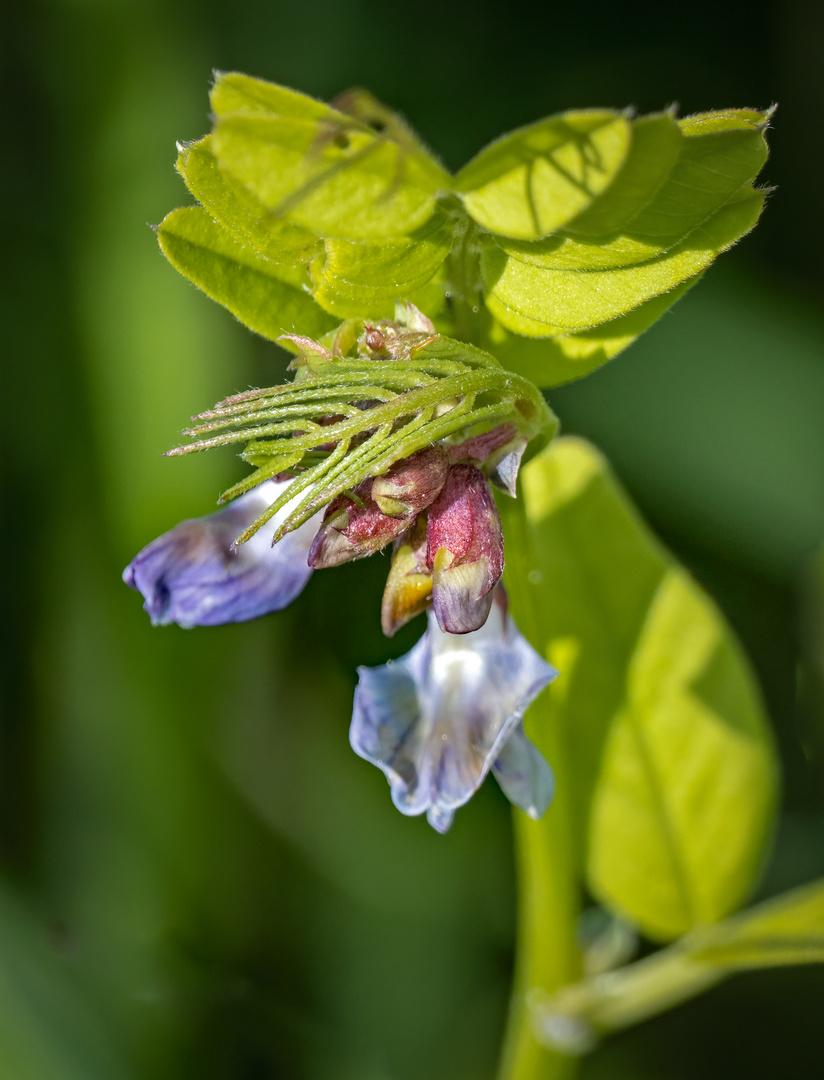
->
[497,498,582,1080]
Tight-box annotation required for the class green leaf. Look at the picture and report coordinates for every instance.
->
[455,110,631,240]
[156,206,337,342]
[529,879,824,1051]
[210,74,451,241]
[558,112,683,237]
[210,71,346,123]
[176,136,321,267]
[486,276,701,388]
[483,186,764,333]
[503,437,778,941]
[507,109,769,271]
[690,879,824,968]
[311,209,453,318]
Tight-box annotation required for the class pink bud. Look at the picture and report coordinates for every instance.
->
[308,481,412,569]
[371,445,449,517]
[426,464,504,634]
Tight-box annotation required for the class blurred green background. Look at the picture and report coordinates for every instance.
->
[3,0,824,1077]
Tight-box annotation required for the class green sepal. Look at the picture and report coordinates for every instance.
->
[168,318,556,544]
[455,110,632,240]
[156,206,337,343]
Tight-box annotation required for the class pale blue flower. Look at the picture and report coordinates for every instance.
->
[350,592,557,832]
[123,480,321,627]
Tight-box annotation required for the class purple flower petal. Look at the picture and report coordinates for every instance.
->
[123,480,320,627]
[350,593,557,831]
[491,723,555,820]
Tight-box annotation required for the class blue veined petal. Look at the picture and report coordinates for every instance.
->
[123,480,321,627]
[350,592,558,831]
[491,723,555,820]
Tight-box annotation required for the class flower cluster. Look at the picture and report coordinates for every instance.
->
[124,306,558,830]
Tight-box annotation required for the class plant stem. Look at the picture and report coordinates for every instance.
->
[497,499,582,1080]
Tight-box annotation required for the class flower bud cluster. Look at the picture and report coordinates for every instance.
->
[123,305,559,830]
[146,304,555,637]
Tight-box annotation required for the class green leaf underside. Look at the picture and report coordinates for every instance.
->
[311,211,453,318]
[511,438,777,940]
[483,187,764,333]
[486,276,702,388]
[211,73,354,125]
[501,111,769,270]
[209,73,450,242]
[456,111,632,240]
[156,206,337,343]
[177,136,321,270]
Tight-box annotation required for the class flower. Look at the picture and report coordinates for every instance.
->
[125,308,557,637]
[123,479,321,627]
[350,589,557,833]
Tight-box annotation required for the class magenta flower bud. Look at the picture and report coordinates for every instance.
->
[308,481,412,569]
[309,447,450,569]
[426,464,504,634]
[370,445,449,517]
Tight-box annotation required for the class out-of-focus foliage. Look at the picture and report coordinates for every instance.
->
[0,884,131,1080]
[162,74,770,387]
[4,1,824,1079]
[531,878,824,1050]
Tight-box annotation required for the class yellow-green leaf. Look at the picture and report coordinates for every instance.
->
[209,74,451,241]
[503,438,778,941]
[210,71,347,124]
[455,110,631,240]
[486,276,701,387]
[690,879,824,969]
[311,210,453,318]
[176,136,321,268]
[530,879,824,1047]
[496,110,769,271]
[157,206,336,343]
[559,112,683,237]
[483,187,764,333]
